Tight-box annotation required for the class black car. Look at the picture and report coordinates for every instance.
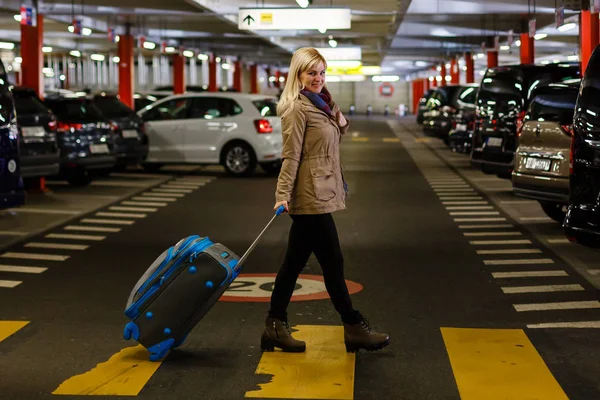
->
[471,63,580,179]
[422,84,478,143]
[564,47,600,249]
[91,93,149,171]
[11,87,60,179]
[416,89,433,124]
[43,95,117,185]
[0,87,24,210]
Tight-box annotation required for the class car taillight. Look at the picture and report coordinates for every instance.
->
[569,136,574,174]
[47,120,57,131]
[561,124,574,137]
[110,122,120,133]
[57,122,83,132]
[516,111,526,137]
[254,119,273,134]
[139,122,147,134]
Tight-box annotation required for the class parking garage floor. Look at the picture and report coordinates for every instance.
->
[0,116,599,399]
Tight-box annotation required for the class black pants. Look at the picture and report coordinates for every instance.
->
[268,213,362,325]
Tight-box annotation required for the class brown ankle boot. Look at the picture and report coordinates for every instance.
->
[261,317,306,353]
[343,318,390,353]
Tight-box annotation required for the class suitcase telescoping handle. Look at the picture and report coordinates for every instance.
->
[234,205,286,274]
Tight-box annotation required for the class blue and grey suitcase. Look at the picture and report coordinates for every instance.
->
[123,206,285,361]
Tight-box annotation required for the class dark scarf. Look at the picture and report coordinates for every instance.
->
[300,87,335,118]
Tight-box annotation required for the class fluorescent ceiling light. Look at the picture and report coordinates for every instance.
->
[328,39,338,48]
[68,26,74,33]
[567,55,579,61]
[477,53,484,59]
[296,0,309,7]
[360,66,381,75]
[216,56,221,63]
[0,42,15,50]
[221,63,231,70]
[541,60,550,65]
[165,46,176,53]
[558,23,576,32]
[415,61,427,67]
[90,54,105,61]
[327,75,341,82]
[183,50,194,58]
[318,27,327,34]
[534,33,547,40]
[143,41,156,50]
[515,40,521,47]
[372,75,399,82]
[70,50,81,57]
[82,27,92,36]
[115,35,120,42]
[14,57,22,63]
[13,15,21,22]
[198,54,208,61]
[500,45,510,51]
[327,60,362,68]
[113,56,120,63]
[42,46,52,53]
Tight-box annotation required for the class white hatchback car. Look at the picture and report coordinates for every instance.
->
[137,92,283,176]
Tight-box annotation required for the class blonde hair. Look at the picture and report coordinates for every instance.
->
[277,47,327,117]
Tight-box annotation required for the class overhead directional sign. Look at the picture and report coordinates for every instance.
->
[238,7,351,30]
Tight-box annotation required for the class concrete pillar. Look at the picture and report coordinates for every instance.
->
[173,54,185,94]
[581,9,599,74]
[520,32,534,64]
[118,33,134,109]
[20,12,44,97]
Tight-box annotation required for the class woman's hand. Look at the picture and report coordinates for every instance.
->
[274,200,289,213]
[336,110,348,127]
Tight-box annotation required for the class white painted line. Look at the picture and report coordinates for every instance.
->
[90,181,151,188]
[450,211,500,216]
[109,206,158,212]
[484,259,554,266]
[0,252,70,261]
[434,189,475,192]
[501,200,535,204]
[64,225,122,233]
[459,224,514,229]
[520,217,553,222]
[174,178,211,183]
[0,265,47,274]
[121,201,168,207]
[80,218,135,225]
[109,172,167,179]
[164,182,203,188]
[514,301,600,312]
[446,206,493,210]
[131,196,177,202]
[95,212,146,219]
[455,218,507,222]
[142,192,185,198]
[25,242,89,251]
[431,185,470,188]
[438,193,479,196]
[442,201,489,205]
[548,238,570,244]
[470,239,532,245]
[477,249,543,255]
[151,188,193,193]
[45,233,106,241]
[492,271,568,278]
[0,231,28,236]
[440,197,483,200]
[464,232,522,237]
[588,269,600,276]
[502,284,583,294]
[527,321,600,329]
[7,208,80,215]
[0,280,21,288]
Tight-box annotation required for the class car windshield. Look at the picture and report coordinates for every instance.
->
[45,99,105,122]
[252,99,278,117]
[93,96,134,118]
[529,90,578,125]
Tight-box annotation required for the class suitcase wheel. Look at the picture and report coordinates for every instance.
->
[148,338,175,361]
[123,322,140,341]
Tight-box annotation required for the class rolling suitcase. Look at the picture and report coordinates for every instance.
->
[123,205,285,361]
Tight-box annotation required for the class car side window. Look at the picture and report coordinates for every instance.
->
[143,98,191,121]
[189,98,243,119]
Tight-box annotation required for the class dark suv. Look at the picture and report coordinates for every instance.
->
[564,47,600,249]
[471,63,580,179]
[423,84,478,144]
[0,87,24,210]
[12,87,60,179]
[43,95,117,185]
[91,93,149,171]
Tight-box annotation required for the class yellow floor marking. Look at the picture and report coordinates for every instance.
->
[441,328,568,400]
[52,345,163,396]
[415,138,432,143]
[0,321,29,342]
[383,137,400,143]
[245,325,354,399]
[351,137,369,142]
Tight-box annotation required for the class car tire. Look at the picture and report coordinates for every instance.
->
[539,201,567,223]
[64,168,92,186]
[260,161,282,175]
[223,142,256,177]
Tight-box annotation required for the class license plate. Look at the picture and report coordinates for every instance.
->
[122,129,139,139]
[525,157,551,171]
[89,144,109,154]
[21,126,46,137]
[455,124,467,131]
[487,137,503,147]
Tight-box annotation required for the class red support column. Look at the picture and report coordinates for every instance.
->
[208,54,217,92]
[173,54,185,94]
[440,64,447,86]
[250,64,258,94]
[487,51,499,68]
[20,13,43,98]
[118,34,134,110]
[233,61,242,92]
[465,52,474,83]
[520,33,535,64]
[581,10,599,74]
[450,57,459,84]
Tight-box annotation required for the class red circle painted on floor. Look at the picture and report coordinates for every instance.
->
[219,273,363,302]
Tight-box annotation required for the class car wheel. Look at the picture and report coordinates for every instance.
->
[223,143,256,177]
[64,168,92,186]
[539,202,567,223]
[260,161,281,175]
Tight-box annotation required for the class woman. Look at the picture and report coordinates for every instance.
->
[261,47,389,353]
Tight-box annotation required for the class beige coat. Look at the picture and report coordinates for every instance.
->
[275,94,349,215]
